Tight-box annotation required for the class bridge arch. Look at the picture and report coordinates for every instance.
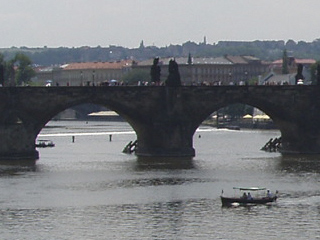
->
[203,103,273,126]
[1,85,320,162]
[192,94,288,127]
[178,91,287,143]
[33,97,141,138]
[34,102,139,147]
[182,85,320,154]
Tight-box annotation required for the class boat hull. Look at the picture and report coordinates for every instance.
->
[221,196,277,207]
[35,140,55,148]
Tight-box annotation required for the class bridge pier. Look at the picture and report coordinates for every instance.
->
[130,87,197,158]
[278,121,320,154]
[0,124,39,162]
[134,120,196,158]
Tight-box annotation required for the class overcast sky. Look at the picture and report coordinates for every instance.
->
[1,0,319,48]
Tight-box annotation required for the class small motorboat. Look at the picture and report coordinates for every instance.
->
[35,140,55,148]
[220,187,277,207]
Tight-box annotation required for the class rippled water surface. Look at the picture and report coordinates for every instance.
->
[1,121,320,239]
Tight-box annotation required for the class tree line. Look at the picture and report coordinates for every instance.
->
[0,53,35,86]
[1,39,320,67]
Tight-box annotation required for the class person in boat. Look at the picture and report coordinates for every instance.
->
[241,192,247,199]
[266,190,272,198]
[247,192,253,200]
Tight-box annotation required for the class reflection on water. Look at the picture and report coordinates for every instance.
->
[106,177,214,189]
[0,164,37,176]
[135,156,195,170]
[278,154,320,173]
[0,158,37,167]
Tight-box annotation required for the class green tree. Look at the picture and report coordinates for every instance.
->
[5,59,15,86]
[310,61,320,85]
[122,69,150,85]
[14,53,35,85]
[248,76,258,85]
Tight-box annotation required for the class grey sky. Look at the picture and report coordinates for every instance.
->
[0,0,319,48]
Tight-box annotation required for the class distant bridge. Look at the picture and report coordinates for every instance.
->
[1,85,320,162]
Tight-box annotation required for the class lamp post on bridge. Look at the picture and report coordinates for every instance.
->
[92,70,95,86]
[229,71,232,85]
[244,71,248,85]
[80,71,83,86]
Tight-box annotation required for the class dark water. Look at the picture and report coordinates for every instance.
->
[1,121,320,239]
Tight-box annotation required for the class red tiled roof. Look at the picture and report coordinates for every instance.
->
[63,60,133,70]
[271,59,316,65]
[271,59,282,64]
[295,59,316,64]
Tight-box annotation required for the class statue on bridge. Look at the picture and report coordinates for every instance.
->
[150,57,161,85]
[317,64,320,85]
[295,64,304,85]
[0,63,4,86]
[165,59,181,87]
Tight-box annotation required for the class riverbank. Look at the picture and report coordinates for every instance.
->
[202,119,277,130]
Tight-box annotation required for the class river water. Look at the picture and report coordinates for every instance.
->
[1,120,320,240]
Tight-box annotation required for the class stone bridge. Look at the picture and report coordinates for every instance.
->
[1,85,320,162]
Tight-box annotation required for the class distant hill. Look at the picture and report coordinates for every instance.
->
[1,39,320,66]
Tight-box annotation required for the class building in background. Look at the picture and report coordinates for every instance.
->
[33,60,134,86]
[261,57,316,85]
[134,55,268,85]
[33,55,269,86]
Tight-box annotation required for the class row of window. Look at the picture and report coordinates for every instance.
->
[191,67,265,75]
[60,72,122,81]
